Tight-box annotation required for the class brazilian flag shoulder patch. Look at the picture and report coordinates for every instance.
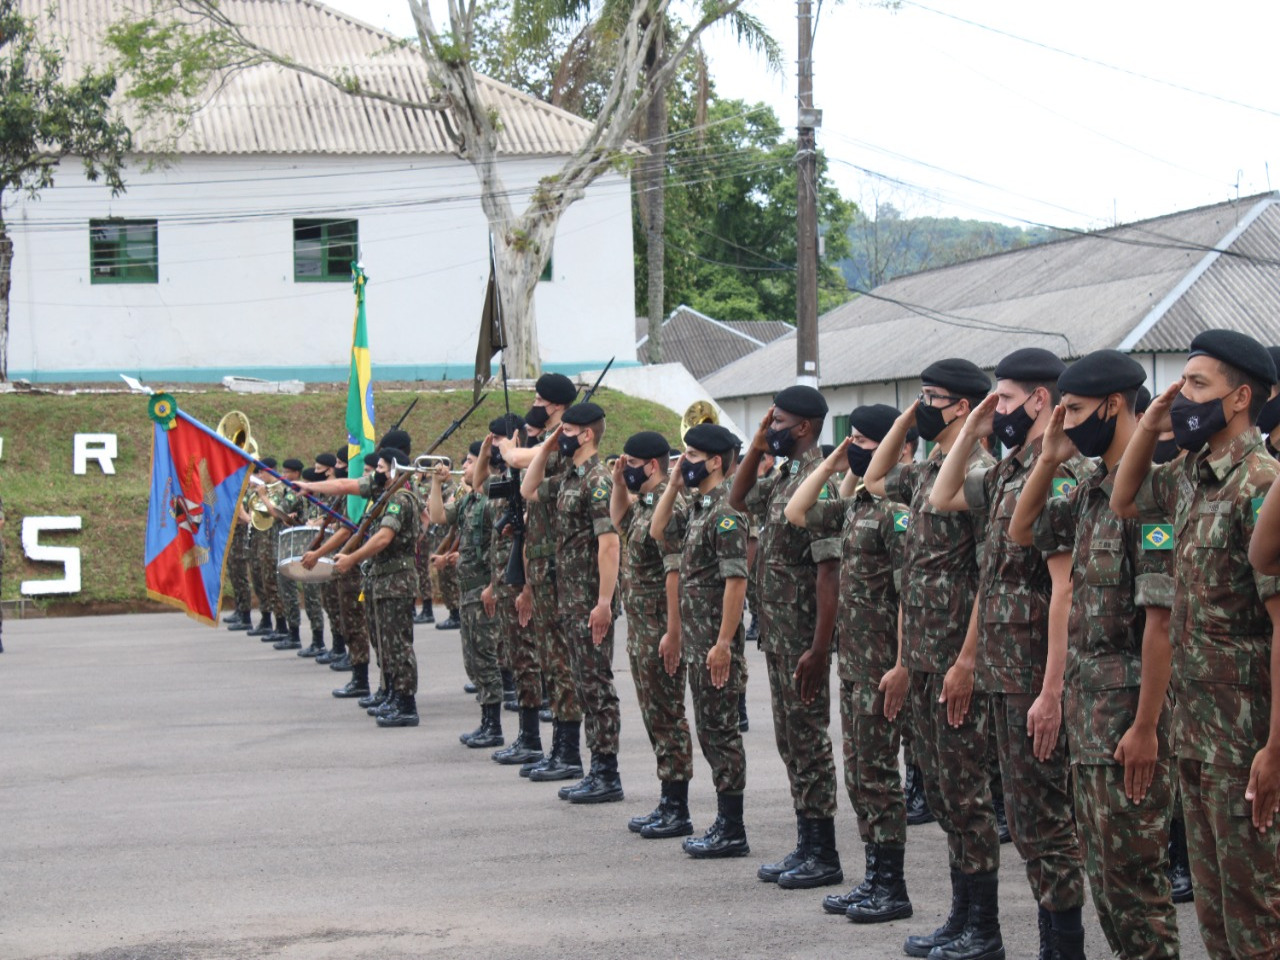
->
[591,485,609,502]
[1141,523,1173,551]
[387,503,401,515]
[1052,477,1076,498]
[1253,496,1264,523]
[818,485,831,501]
[717,515,739,533]
[893,509,909,533]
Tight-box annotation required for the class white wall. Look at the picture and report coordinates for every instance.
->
[8,153,636,381]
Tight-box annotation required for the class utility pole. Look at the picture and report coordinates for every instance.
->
[795,0,821,389]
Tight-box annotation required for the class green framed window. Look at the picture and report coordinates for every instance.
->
[294,219,358,282]
[90,219,158,284]
[831,413,850,442]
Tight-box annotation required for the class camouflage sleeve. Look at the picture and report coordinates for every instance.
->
[661,500,689,572]
[1031,489,1076,556]
[443,498,460,526]
[962,462,994,512]
[1246,476,1280,604]
[1132,512,1174,609]
[745,473,775,514]
[379,489,413,534]
[714,511,749,580]
[587,474,616,538]
[356,474,375,499]
[809,534,843,564]
[803,498,846,539]
[618,500,636,546]
[1134,459,1179,521]
[882,461,915,505]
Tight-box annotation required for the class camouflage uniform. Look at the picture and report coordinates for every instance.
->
[527,449,581,723]
[298,497,326,634]
[250,496,280,620]
[884,447,998,875]
[424,478,455,606]
[621,481,693,785]
[671,481,749,793]
[271,484,305,630]
[1034,465,1179,959]
[1135,428,1280,958]
[226,510,252,618]
[962,435,1089,911]
[490,505,542,709]
[445,482,502,705]
[357,475,422,695]
[805,486,908,847]
[549,454,621,757]
[747,448,842,818]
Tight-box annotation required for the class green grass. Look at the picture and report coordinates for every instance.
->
[0,386,682,611]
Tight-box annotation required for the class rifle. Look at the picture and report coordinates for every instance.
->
[580,357,614,403]
[389,396,418,432]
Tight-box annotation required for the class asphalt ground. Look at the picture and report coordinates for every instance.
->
[2,612,1207,960]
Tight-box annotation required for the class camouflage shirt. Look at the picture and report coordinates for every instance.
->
[1135,427,1280,768]
[747,447,842,656]
[272,483,304,527]
[525,445,564,585]
[619,481,681,621]
[355,474,422,598]
[805,486,907,683]
[1034,465,1174,765]
[444,481,494,602]
[677,480,748,659]
[963,435,1093,695]
[884,446,992,674]
[551,454,616,614]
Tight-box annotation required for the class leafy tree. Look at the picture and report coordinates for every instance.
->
[0,0,132,381]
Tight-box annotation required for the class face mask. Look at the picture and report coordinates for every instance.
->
[1062,401,1116,459]
[681,458,711,489]
[765,424,797,457]
[622,464,649,493]
[1170,394,1228,451]
[1152,438,1181,465]
[525,406,550,430]
[557,431,581,458]
[846,443,874,477]
[371,470,387,492]
[915,403,950,442]
[1257,394,1280,436]
[992,398,1036,450]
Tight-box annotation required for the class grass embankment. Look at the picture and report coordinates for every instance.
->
[0,386,680,613]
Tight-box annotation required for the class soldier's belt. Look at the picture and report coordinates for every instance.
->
[461,573,490,593]
[526,542,556,560]
[369,555,415,577]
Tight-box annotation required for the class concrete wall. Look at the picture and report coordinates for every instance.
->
[8,154,636,382]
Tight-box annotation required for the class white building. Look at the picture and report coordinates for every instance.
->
[8,0,637,383]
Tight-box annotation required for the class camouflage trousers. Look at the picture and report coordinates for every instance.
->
[531,572,581,723]
[439,563,460,611]
[842,679,906,847]
[686,633,746,795]
[336,573,370,665]
[249,527,279,618]
[990,691,1086,911]
[1074,761,1179,959]
[460,599,502,705]
[1180,758,1280,959]
[227,523,252,615]
[370,592,416,695]
[302,582,323,631]
[625,597,693,784]
[496,586,542,709]
[276,568,300,629]
[562,606,620,757]
[909,670,999,873]
[320,581,340,637]
[415,540,431,602]
[764,649,837,819]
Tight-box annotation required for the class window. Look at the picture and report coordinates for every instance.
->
[90,219,158,284]
[831,414,850,443]
[294,219,358,282]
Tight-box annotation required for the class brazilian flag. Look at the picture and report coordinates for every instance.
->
[346,264,376,521]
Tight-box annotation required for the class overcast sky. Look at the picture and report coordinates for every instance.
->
[325,0,1280,231]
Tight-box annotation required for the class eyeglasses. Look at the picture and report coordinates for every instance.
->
[917,392,962,408]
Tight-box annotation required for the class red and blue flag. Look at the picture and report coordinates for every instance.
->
[144,405,253,625]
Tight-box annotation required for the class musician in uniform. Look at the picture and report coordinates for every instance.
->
[246,457,283,640]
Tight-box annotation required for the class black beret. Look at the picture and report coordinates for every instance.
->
[378,429,412,456]
[848,403,901,443]
[561,402,605,425]
[905,427,920,445]
[1188,329,1277,386]
[1135,385,1152,415]
[623,430,669,460]
[995,347,1066,382]
[535,373,579,406]
[1057,349,1147,398]
[362,452,380,468]
[281,458,305,472]
[684,423,738,455]
[820,443,836,458]
[259,456,278,469]
[315,452,338,468]
[301,467,320,482]
[524,405,550,429]
[468,440,484,457]
[335,447,349,463]
[488,413,524,438]
[920,358,990,399]
[376,447,405,467]
[773,385,828,418]
[1267,346,1280,379]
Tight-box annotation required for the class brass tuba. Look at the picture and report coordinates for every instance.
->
[217,410,259,459]
[681,399,719,440]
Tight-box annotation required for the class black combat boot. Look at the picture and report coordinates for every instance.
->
[227,610,251,631]
[463,702,504,749]
[738,693,749,732]
[316,632,344,664]
[904,867,968,957]
[247,611,274,637]
[328,651,352,670]
[778,817,843,889]
[436,610,460,630]
[846,843,912,923]
[905,764,936,826]
[501,669,518,712]
[683,791,749,858]
[371,684,399,718]
[264,616,290,642]
[223,609,243,624]
[298,624,325,657]
[928,870,1003,960]
[1035,906,1052,960]
[521,720,559,777]
[493,706,543,765]
[273,622,303,650]
[332,662,370,698]
[529,720,582,783]
[824,844,878,915]
[566,753,623,804]
[992,791,1011,844]
[376,692,420,727]
[640,779,693,837]
[1168,818,1193,903]
[758,813,806,882]
[413,601,433,624]
[360,681,388,710]
[628,783,668,834]
[1047,907,1085,960]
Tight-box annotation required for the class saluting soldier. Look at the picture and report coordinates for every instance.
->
[1114,330,1280,959]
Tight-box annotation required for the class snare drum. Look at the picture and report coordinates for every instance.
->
[276,525,336,583]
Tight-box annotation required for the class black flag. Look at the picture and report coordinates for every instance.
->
[474,249,507,404]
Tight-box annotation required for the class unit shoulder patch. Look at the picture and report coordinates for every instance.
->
[717,515,739,533]
[1141,523,1173,551]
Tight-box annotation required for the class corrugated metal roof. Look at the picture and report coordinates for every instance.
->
[704,194,1280,400]
[635,306,792,380]
[31,0,597,157]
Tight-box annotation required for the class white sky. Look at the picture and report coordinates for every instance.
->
[325,0,1280,230]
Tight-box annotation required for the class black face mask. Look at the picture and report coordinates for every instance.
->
[1257,394,1280,436]
[1063,401,1117,459]
[681,457,711,489]
[846,443,874,477]
[915,403,951,442]
[557,431,581,458]
[335,466,348,479]
[992,398,1037,450]
[622,464,649,493]
[525,406,550,430]
[765,424,797,457]
[1152,438,1181,465]
[1170,394,1228,452]
[371,470,388,492]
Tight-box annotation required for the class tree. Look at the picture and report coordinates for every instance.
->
[0,0,131,381]
[108,0,752,377]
